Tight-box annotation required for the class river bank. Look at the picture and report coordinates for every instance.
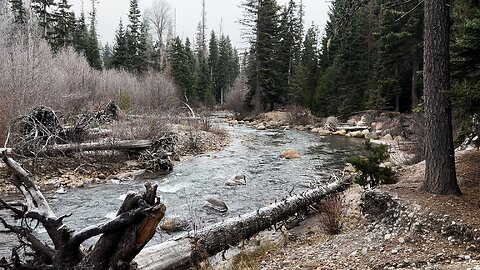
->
[215,110,480,270]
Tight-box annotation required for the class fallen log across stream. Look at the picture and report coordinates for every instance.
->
[135,179,351,270]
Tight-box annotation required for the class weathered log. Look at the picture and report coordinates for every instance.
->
[0,152,166,270]
[42,140,154,155]
[336,126,370,131]
[135,179,351,270]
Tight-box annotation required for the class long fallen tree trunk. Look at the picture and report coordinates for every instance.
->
[135,179,351,270]
[42,140,154,155]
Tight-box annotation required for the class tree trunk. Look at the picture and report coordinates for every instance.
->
[42,140,154,155]
[134,179,351,270]
[420,0,461,195]
[411,55,420,108]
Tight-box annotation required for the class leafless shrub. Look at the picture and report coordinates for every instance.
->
[0,18,181,144]
[316,194,345,235]
[110,117,171,140]
[286,106,314,126]
[224,74,249,118]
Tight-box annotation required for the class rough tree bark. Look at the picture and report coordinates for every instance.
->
[0,152,166,270]
[134,179,351,270]
[420,0,461,195]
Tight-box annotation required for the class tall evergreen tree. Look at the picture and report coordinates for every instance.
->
[136,20,151,74]
[9,0,26,24]
[72,12,88,55]
[242,0,282,111]
[421,0,461,195]
[49,0,75,52]
[85,0,101,69]
[299,25,319,107]
[208,31,220,102]
[32,0,56,37]
[126,0,142,73]
[112,20,129,70]
[278,0,303,102]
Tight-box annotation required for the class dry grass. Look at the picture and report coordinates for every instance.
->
[226,243,278,270]
[316,194,346,235]
[110,116,172,140]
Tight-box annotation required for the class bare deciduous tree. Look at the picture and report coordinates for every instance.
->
[145,0,172,50]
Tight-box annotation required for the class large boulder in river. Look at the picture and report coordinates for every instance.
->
[324,117,340,131]
[281,149,301,159]
[160,217,190,232]
[205,196,228,212]
[226,175,247,186]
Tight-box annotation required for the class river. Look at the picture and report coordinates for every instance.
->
[0,115,362,256]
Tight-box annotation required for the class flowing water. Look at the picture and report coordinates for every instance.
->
[0,114,362,255]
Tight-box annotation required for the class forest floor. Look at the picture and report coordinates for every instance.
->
[232,149,480,270]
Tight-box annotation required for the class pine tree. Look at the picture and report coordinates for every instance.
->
[72,12,88,55]
[85,0,101,69]
[184,38,197,102]
[208,31,220,102]
[196,49,214,106]
[299,25,319,107]
[370,0,423,111]
[242,0,282,111]
[421,0,461,195]
[277,0,303,103]
[126,0,142,73]
[102,43,113,69]
[9,0,26,24]
[49,0,75,52]
[452,6,480,131]
[32,0,56,38]
[112,20,129,70]
[137,20,151,74]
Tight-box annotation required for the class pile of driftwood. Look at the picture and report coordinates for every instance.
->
[4,103,174,175]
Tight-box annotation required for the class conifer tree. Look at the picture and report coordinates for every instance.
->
[9,0,26,24]
[32,0,55,37]
[126,0,141,73]
[208,31,220,102]
[242,0,281,111]
[112,20,128,70]
[49,0,75,52]
[72,12,88,55]
[85,0,101,69]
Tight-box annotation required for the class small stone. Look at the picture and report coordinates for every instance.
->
[391,249,398,254]
[382,134,393,141]
[384,233,392,241]
[361,247,368,255]
[399,237,405,244]
[349,250,358,257]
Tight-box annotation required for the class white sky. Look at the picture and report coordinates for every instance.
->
[70,0,331,49]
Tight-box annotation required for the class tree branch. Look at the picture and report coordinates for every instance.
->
[68,205,152,248]
[0,217,55,260]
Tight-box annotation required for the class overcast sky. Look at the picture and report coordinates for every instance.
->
[70,0,331,50]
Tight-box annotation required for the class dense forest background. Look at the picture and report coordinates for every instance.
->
[1,0,479,141]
